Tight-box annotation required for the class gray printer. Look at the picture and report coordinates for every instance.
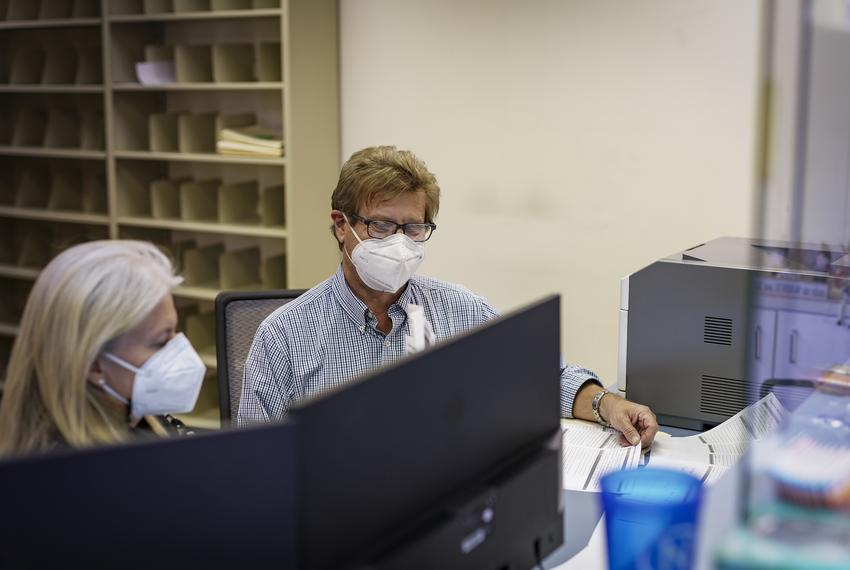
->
[618,236,850,430]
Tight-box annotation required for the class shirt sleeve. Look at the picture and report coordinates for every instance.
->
[236,322,294,426]
[559,364,601,419]
[477,295,601,419]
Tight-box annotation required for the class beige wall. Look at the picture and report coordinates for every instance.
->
[339,0,763,383]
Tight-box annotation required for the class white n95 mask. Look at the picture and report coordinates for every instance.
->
[350,233,425,293]
[102,333,206,418]
[345,216,425,293]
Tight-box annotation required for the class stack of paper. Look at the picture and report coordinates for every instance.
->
[561,421,641,491]
[560,393,787,491]
[645,393,787,485]
[216,125,283,157]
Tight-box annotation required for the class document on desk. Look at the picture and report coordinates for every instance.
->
[561,421,641,491]
[645,393,787,485]
[560,394,787,490]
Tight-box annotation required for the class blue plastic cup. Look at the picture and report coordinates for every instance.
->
[600,468,703,570]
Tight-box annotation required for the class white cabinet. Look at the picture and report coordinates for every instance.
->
[749,308,777,385]
[773,310,850,380]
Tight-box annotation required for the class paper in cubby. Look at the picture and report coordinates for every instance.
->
[39,0,74,20]
[174,0,210,12]
[14,169,50,209]
[42,47,78,84]
[5,0,40,20]
[261,253,286,289]
[149,112,179,152]
[9,49,45,85]
[175,45,212,83]
[151,178,184,219]
[80,171,107,213]
[75,46,103,85]
[47,170,84,211]
[211,0,251,11]
[178,113,216,153]
[72,0,100,18]
[212,44,254,82]
[12,109,46,146]
[144,0,173,13]
[80,111,104,150]
[180,178,220,221]
[182,243,223,287]
[218,180,260,224]
[255,42,281,82]
[219,247,260,289]
[44,109,81,148]
[185,311,216,355]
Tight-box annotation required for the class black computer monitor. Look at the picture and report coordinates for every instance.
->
[0,421,300,568]
[290,294,564,570]
[0,295,564,569]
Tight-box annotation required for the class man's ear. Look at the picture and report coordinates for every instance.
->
[330,210,347,245]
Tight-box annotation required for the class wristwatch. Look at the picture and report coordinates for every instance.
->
[591,389,611,427]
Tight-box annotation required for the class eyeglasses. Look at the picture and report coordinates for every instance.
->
[349,213,437,242]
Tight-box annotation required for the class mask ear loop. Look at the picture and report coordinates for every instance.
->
[97,378,129,406]
[99,352,137,418]
[341,213,365,265]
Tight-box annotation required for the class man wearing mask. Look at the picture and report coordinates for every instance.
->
[237,146,659,448]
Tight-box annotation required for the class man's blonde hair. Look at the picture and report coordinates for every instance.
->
[332,146,441,223]
[0,240,182,456]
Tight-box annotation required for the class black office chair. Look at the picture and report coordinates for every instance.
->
[215,289,305,426]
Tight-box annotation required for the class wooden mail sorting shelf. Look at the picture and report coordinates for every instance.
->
[179,242,285,291]
[3,45,103,86]
[0,0,100,23]
[0,219,108,271]
[117,168,285,233]
[109,0,280,16]
[0,0,339,429]
[0,157,108,223]
[3,106,104,151]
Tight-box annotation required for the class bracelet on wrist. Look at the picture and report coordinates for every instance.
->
[591,389,612,427]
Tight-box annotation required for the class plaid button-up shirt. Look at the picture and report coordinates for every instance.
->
[237,265,598,425]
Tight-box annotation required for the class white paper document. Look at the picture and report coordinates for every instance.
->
[561,421,641,491]
[645,393,787,485]
[560,394,787,490]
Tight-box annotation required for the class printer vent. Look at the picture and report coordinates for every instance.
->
[703,316,733,346]
[700,374,748,417]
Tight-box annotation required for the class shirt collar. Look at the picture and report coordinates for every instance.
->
[331,265,419,327]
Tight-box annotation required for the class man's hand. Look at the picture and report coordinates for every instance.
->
[573,382,659,449]
[599,392,658,449]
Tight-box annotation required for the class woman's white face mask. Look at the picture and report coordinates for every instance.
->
[343,213,426,293]
[99,333,206,419]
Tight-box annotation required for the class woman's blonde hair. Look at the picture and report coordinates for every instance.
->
[0,240,182,456]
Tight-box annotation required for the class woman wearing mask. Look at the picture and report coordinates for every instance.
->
[0,240,206,456]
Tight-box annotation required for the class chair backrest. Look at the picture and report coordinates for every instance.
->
[215,289,305,426]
